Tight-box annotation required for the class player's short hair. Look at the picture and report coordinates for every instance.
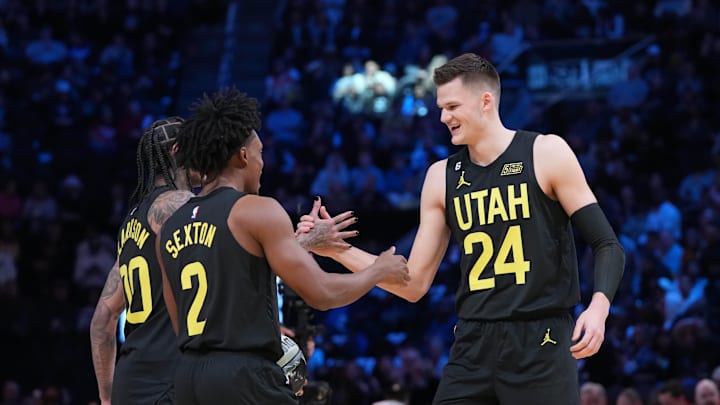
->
[433,53,501,98]
[129,116,184,207]
[176,88,261,183]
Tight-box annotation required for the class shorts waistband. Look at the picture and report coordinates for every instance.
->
[460,309,572,323]
[181,348,277,362]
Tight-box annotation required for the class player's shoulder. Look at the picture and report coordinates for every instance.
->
[155,189,195,206]
[229,194,291,233]
[231,194,285,217]
[533,133,575,159]
[427,158,449,174]
[148,190,195,233]
[533,133,570,149]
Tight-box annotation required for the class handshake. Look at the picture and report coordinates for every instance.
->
[294,196,410,287]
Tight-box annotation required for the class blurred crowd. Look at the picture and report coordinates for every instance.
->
[2,0,720,404]
[0,0,225,403]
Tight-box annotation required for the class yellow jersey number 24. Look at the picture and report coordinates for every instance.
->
[464,225,530,291]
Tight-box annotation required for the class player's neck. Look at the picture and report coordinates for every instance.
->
[467,126,516,167]
[153,176,170,188]
[152,170,191,191]
[199,172,247,196]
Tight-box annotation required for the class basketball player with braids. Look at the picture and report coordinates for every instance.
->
[90,117,193,405]
[302,53,625,404]
[156,88,409,405]
[90,115,356,404]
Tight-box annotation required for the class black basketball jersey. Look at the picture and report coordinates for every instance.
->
[445,131,580,321]
[160,187,283,361]
[116,185,178,360]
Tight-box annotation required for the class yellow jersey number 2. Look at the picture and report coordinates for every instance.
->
[464,225,530,291]
[181,262,208,336]
[120,256,208,337]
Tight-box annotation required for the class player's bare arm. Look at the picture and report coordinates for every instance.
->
[295,197,358,255]
[323,159,451,303]
[157,236,179,336]
[533,134,597,215]
[148,190,194,337]
[231,195,409,310]
[90,260,125,403]
[147,190,195,234]
[535,134,625,359]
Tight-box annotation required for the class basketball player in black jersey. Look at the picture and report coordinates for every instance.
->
[156,88,409,405]
[90,115,357,405]
[90,117,192,405]
[303,53,625,404]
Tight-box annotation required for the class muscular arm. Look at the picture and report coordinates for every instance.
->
[148,190,194,335]
[328,160,451,302]
[232,196,408,311]
[534,134,597,216]
[90,260,125,403]
[535,134,624,358]
[535,134,619,306]
[158,237,179,335]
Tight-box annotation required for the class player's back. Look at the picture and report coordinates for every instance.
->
[444,130,580,321]
[117,185,178,360]
[160,187,283,361]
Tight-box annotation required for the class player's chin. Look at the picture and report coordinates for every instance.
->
[450,135,466,146]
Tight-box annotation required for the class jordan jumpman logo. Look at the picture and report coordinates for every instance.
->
[541,328,558,346]
[456,170,471,189]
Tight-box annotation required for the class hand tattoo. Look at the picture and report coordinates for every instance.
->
[297,220,335,251]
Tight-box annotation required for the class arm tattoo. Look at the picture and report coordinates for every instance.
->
[148,190,194,232]
[100,268,121,299]
[90,301,119,401]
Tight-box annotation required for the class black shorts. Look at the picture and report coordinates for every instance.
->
[432,313,579,405]
[175,350,298,405]
[112,354,175,405]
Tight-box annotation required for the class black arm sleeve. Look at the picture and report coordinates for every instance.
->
[570,203,625,302]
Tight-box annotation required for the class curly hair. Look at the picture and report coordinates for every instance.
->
[129,116,184,207]
[176,88,261,183]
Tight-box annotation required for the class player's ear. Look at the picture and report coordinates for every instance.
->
[233,146,248,168]
[227,146,248,169]
[481,91,494,110]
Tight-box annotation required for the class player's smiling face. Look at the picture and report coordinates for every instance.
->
[437,77,490,145]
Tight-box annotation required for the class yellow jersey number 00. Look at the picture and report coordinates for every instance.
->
[119,256,152,324]
[120,257,208,337]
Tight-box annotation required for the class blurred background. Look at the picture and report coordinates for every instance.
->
[1,0,720,404]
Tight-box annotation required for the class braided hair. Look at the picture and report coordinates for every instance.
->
[128,116,184,207]
[175,88,261,183]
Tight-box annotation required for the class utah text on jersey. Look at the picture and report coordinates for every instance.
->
[451,183,530,229]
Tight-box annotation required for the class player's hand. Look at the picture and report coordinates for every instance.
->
[570,293,610,359]
[371,246,409,286]
[280,324,295,338]
[295,380,306,397]
[295,197,324,235]
[295,197,358,256]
